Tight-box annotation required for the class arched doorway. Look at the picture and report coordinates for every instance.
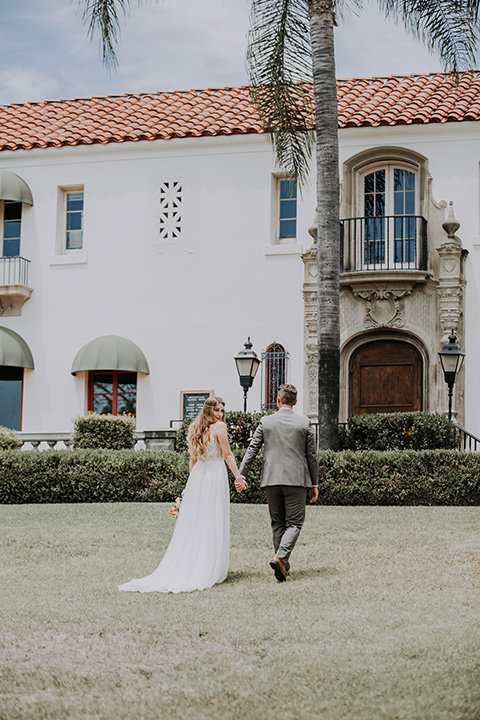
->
[350,340,422,415]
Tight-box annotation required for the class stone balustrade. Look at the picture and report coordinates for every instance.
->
[17,429,177,451]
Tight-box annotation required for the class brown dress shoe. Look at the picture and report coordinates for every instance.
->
[269,556,288,582]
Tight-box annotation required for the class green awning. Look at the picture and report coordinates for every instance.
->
[0,170,34,205]
[0,327,34,368]
[71,335,149,375]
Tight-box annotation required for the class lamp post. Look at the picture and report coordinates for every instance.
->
[438,330,465,421]
[234,337,261,412]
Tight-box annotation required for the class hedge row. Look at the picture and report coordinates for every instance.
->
[339,412,460,450]
[1,448,479,505]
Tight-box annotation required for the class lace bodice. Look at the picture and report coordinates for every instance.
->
[202,434,223,461]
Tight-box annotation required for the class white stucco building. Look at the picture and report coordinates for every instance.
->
[0,73,479,440]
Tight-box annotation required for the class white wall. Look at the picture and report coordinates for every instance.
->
[0,134,314,432]
[2,120,479,436]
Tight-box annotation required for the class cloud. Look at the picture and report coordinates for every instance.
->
[0,0,458,105]
[0,68,61,105]
[335,3,443,78]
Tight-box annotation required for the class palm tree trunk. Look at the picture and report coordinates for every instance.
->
[308,0,340,450]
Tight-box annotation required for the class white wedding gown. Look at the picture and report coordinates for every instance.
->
[118,434,230,593]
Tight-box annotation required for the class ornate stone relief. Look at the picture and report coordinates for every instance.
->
[436,202,467,343]
[352,286,412,329]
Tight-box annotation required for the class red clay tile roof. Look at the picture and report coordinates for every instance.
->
[1,72,480,152]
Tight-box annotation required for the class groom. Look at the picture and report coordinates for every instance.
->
[236,384,319,582]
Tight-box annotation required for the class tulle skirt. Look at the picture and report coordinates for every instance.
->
[118,459,230,593]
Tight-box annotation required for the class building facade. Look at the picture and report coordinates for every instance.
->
[0,73,479,438]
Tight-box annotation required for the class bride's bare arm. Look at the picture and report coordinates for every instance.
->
[212,422,247,489]
[189,452,197,472]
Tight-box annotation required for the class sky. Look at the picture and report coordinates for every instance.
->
[0,0,462,106]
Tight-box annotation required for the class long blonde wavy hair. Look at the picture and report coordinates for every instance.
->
[187,396,225,460]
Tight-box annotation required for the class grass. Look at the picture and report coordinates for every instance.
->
[1,503,480,720]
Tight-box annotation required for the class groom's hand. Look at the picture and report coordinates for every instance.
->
[309,487,319,503]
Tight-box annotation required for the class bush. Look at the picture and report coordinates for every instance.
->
[1,447,480,506]
[339,412,460,451]
[71,413,136,450]
[0,426,20,451]
[176,410,271,451]
[317,449,480,505]
[0,448,264,505]
[0,449,190,504]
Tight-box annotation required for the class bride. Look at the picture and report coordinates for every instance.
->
[118,397,247,593]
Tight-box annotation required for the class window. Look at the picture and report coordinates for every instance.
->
[88,371,137,416]
[2,202,22,257]
[0,366,23,430]
[360,164,418,269]
[65,190,84,250]
[262,342,288,409]
[277,179,297,242]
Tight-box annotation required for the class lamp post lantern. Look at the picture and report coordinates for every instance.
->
[438,330,465,421]
[234,337,261,412]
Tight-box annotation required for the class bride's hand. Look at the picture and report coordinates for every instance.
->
[235,477,247,493]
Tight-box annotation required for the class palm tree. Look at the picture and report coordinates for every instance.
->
[80,0,480,449]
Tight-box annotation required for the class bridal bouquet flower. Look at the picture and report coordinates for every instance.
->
[168,497,182,519]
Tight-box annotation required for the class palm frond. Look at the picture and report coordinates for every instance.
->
[79,0,132,69]
[247,0,315,187]
[377,0,480,73]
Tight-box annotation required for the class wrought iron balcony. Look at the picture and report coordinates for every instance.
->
[340,216,428,273]
[0,256,33,316]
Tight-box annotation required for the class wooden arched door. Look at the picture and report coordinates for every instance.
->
[350,340,422,415]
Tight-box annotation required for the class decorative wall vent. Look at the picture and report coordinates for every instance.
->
[159,181,182,239]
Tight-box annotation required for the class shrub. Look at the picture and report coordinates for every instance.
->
[317,449,480,505]
[71,413,136,450]
[0,449,190,504]
[0,426,20,451]
[1,447,480,506]
[176,410,271,451]
[339,412,460,451]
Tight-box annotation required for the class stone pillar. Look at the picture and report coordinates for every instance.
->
[436,202,467,424]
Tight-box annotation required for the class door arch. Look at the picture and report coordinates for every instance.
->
[350,340,422,415]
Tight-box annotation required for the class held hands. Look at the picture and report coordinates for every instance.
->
[309,487,319,504]
[235,476,248,493]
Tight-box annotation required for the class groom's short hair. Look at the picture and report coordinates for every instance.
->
[277,384,297,405]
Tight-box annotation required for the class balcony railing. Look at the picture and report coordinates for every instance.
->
[0,256,31,286]
[340,216,428,273]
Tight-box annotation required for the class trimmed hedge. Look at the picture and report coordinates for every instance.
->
[71,413,136,450]
[339,412,460,451]
[1,448,480,506]
[318,450,480,505]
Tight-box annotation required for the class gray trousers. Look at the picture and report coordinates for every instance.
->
[264,485,308,567]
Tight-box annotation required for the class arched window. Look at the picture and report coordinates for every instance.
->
[262,342,288,410]
[340,149,428,273]
[359,164,418,268]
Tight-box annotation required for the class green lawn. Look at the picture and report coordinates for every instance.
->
[1,503,479,720]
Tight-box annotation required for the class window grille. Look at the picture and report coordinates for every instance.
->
[159,181,182,239]
[261,343,288,410]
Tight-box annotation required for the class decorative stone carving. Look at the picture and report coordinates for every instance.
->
[352,286,412,329]
[436,202,466,343]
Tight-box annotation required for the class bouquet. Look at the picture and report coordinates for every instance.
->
[168,497,182,519]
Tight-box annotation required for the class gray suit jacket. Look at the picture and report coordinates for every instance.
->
[239,408,318,489]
